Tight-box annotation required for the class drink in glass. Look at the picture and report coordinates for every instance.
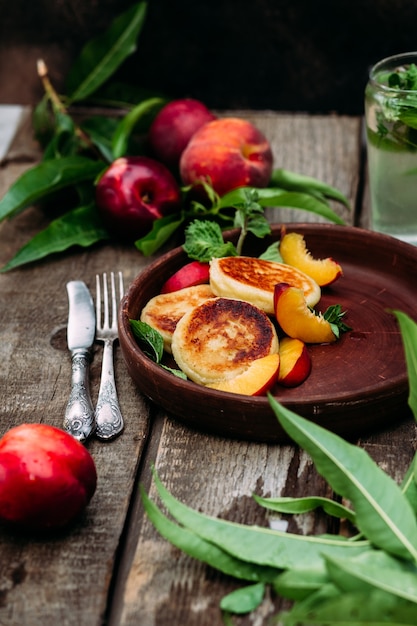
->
[365,52,417,245]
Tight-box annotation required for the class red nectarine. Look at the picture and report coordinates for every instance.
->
[148,98,216,169]
[160,261,210,294]
[95,156,181,242]
[179,117,274,196]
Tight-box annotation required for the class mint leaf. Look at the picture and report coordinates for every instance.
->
[323,304,351,338]
[130,319,164,363]
[183,220,237,261]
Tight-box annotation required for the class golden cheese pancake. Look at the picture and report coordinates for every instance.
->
[140,284,215,353]
[209,256,321,314]
[171,297,279,385]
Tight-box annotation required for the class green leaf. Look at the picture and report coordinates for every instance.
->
[42,111,79,160]
[273,567,330,601]
[258,241,283,263]
[66,2,148,103]
[391,310,417,420]
[401,455,417,514]
[324,553,417,605]
[323,303,352,338]
[282,588,417,625]
[135,212,185,256]
[253,494,356,524]
[149,469,371,571]
[183,219,238,261]
[220,582,265,614]
[270,168,351,209]
[220,187,346,225]
[0,156,105,221]
[80,115,120,162]
[0,203,109,272]
[268,396,417,563]
[112,97,166,159]
[140,485,281,583]
[129,319,164,363]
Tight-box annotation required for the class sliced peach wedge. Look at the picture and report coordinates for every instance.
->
[278,337,312,387]
[205,354,280,396]
[274,282,337,344]
[279,230,343,287]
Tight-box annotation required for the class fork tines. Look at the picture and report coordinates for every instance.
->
[95,272,124,331]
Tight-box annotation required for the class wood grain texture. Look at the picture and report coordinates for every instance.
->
[0,111,415,626]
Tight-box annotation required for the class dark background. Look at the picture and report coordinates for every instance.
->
[1,0,417,114]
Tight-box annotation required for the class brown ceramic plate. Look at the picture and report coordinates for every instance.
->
[118,223,417,443]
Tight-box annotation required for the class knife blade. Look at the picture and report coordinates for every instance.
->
[64,280,96,442]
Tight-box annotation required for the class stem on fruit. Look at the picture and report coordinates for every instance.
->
[37,59,106,161]
[37,59,67,114]
[235,220,248,256]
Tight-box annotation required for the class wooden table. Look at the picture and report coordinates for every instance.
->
[0,110,415,626]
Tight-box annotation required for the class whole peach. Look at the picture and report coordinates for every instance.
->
[179,117,274,196]
[95,156,182,242]
[0,423,97,531]
[148,98,216,169]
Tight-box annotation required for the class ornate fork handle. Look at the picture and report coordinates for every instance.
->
[95,338,124,440]
[64,350,95,442]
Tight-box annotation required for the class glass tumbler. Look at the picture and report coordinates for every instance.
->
[365,51,417,245]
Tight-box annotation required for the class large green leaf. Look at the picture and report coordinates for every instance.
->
[391,310,417,420]
[0,203,109,272]
[140,485,281,583]
[66,2,148,103]
[0,156,105,221]
[112,96,166,158]
[135,212,185,256]
[268,396,417,563]
[270,168,351,209]
[148,469,371,572]
[324,553,417,604]
[253,494,356,524]
[219,187,346,225]
[282,588,417,625]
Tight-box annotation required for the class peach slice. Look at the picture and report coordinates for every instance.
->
[205,354,279,396]
[278,337,312,387]
[160,261,210,293]
[280,231,343,286]
[274,283,336,344]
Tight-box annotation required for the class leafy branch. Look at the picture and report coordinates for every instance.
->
[0,1,350,273]
[142,309,417,623]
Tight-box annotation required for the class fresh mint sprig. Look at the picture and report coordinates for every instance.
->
[323,303,352,338]
[182,220,238,262]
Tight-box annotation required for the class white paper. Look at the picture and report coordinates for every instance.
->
[0,105,25,162]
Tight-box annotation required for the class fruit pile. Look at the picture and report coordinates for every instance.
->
[138,228,349,396]
[95,98,274,242]
[0,1,348,272]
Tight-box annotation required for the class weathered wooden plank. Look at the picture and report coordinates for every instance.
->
[0,134,153,624]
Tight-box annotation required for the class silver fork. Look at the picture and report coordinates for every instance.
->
[95,272,125,440]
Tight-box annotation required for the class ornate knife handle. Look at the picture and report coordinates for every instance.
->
[64,349,95,442]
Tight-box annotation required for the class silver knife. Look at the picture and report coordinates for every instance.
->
[64,281,96,442]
